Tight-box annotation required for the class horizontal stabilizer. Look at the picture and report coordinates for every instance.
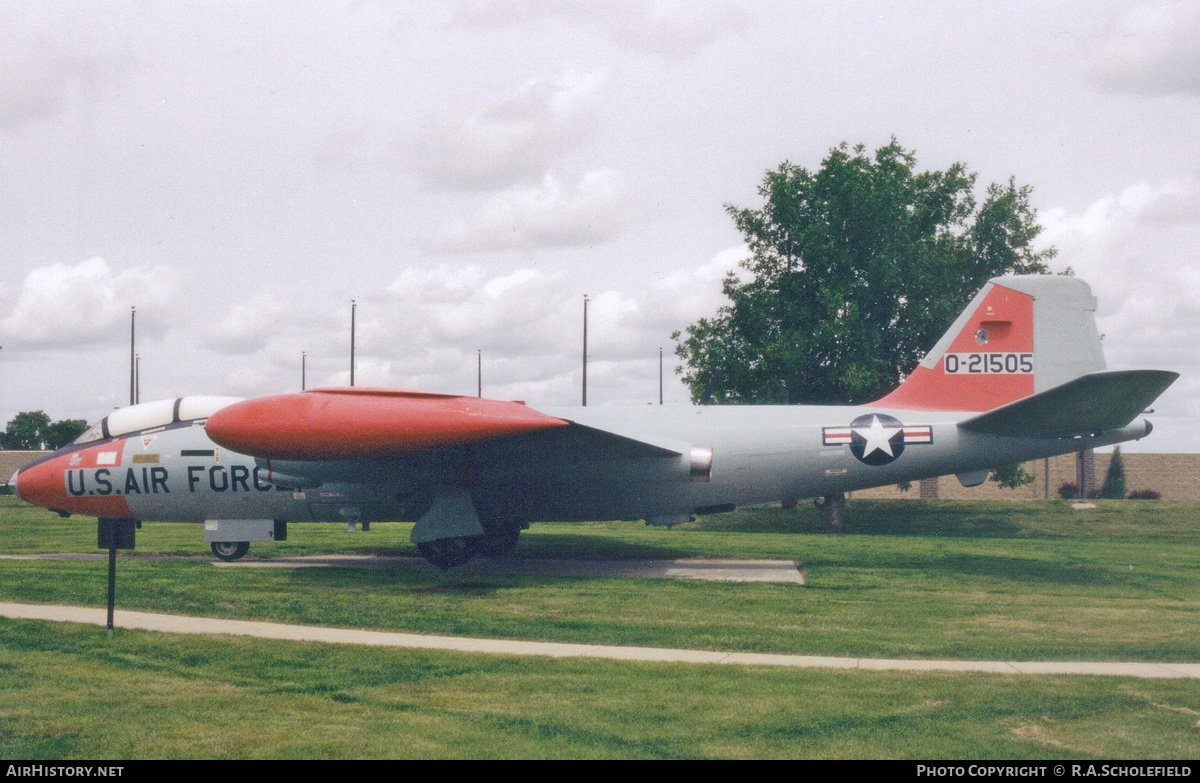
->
[957,370,1178,439]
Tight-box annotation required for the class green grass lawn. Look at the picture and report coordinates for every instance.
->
[2,496,1200,758]
[3,619,1199,759]
[2,497,1198,661]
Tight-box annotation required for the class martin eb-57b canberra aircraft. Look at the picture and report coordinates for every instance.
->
[9,276,1178,569]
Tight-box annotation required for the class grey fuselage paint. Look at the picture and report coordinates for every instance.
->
[58,403,1148,527]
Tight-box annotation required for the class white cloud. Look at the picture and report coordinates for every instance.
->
[220,364,277,398]
[1092,1,1200,95]
[205,294,296,355]
[1039,178,1200,304]
[1037,179,1200,447]
[0,258,182,349]
[423,168,639,252]
[1041,179,1200,248]
[380,265,574,359]
[452,0,749,58]
[196,247,737,407]
[604,1,751,58]
[0,43,122,131]
[412,67,609,190]
[325,358,403,390]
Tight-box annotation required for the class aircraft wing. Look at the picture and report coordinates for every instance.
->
[510,421,685,459]
[956,369,1178,439]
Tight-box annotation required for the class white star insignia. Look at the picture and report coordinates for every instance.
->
[854,415,902,458]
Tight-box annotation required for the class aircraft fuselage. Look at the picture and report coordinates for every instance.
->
[13,402,1150,528]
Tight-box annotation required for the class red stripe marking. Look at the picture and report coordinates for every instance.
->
[872,284,1035,411]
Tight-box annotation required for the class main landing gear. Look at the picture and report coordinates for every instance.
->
[417,536,478,570]
[416,524,524,571]
[210,541,250,562]
[477,523,522,557]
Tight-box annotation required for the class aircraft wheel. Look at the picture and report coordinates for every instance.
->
[417,536,479,571]
[477,525,521,558]
[211,541,250,562]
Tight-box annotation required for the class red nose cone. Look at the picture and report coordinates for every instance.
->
[205,388,569,460]
[13,447,133,518]
[12,460,61,508]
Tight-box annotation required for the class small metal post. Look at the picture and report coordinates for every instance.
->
[106,538,116,637]
[1076,450,1089,500]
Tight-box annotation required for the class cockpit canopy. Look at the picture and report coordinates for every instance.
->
[72,396,245,445]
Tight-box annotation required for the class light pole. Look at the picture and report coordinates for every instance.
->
[477,348,482,398]
[582,294,588,406]
[659,346,663,405]
[129,306,136,406]
[302,350,307,391]
[350,299,356,387]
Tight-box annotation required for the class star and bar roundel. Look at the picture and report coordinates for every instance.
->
[822,414,933,466]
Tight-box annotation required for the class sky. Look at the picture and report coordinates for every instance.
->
[2,0,1199,452]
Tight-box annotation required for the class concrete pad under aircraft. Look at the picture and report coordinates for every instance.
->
[0,553,804,584]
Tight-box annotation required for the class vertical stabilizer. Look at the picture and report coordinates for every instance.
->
[874,276,1105,411]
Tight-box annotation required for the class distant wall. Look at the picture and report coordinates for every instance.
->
[0,450,49,491]
[853,452,1200,502]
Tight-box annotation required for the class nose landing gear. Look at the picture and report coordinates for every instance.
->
[210,541,250,562]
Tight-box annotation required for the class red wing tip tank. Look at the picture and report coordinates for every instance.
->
[204,387,570,461]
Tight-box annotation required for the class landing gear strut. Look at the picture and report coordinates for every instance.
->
[814,492,847,533]
[211,541,250,562]
[417,536,479,571]
[477,524,522,557]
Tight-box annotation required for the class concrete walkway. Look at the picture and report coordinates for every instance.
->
[0,553,804,584]
[3,601,1197,679]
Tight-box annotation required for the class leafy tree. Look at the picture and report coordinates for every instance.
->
[673,139,1056,404]
[1099,447,1128,499]
[44,419,89,449]
[1,411,52,450]
[991,462,1036,491]
[1,411,88,450]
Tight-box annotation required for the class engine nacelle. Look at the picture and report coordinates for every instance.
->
[688,446,713,482]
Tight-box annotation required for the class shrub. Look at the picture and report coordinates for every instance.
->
[1058,482,1078,500]
[1127,489,1161,500]
[1099,447,1127,499]
[991,463,1036,490]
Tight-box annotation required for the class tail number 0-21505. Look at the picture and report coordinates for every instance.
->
[944,353,1034,374]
